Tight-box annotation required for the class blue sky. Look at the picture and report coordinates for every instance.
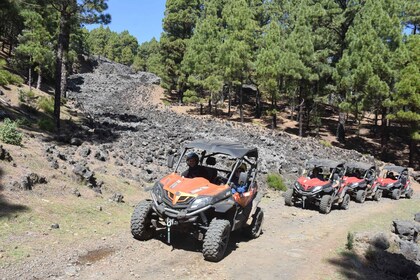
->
[86,0,166,44]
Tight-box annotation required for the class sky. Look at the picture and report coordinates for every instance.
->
[86,0,166,44]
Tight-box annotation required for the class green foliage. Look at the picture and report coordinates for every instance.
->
[37,118,55,132]
[182,89,200,104]
[88,27,138,65]
[37,96,54,115]
[319,140,333,148]
[160,0,202,92]
[267,173,287,191]
[346,232,354,250]
[0,59,24,86]
[0,118,23,146]
[18,89,35,103]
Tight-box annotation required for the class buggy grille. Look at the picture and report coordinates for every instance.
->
[162,190,193,209]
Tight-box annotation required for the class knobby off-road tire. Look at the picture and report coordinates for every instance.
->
[406,188,414,199]
[245,207,264,239]
[340,194,350,210]
[203,219,231,262]
[391,189,401,200]
[130,200,156,241]
[355,190,366,203]
[319,195,333,214]
[284,189,294,206]
[373,190,382,201]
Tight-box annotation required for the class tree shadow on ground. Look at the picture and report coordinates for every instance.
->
[328,246,420,280]
[0,194,29,219]
[0,167,29,218]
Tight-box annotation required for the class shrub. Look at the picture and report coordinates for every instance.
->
[346,232,354,250]
[267,173,287,191]
[182,89,200,104]
[0,59,24,86]
[37,118,55,132]
[0,118,23,145]
[320,139,332,148]
[18,89,36,103]
[37,96,54,115]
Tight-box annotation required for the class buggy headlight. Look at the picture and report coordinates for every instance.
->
[312,186,322,192]
[294,182,302,189]
[190,196,212,210]
[386,183,393,188]
[351,183,359,188]
[151,181,164,203]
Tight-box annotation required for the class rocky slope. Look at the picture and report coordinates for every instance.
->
[66,56,374,186]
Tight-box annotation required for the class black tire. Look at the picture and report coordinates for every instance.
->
[406,188,413,199]
[355,190,366,203]
[203,219,231,262]
[245,207,264,239]
[284,189,294,206]
[130,200,156,240]
[340,194,350,210]
[373,190,382,201]
[319,195,332,214]
[391,189,401,200]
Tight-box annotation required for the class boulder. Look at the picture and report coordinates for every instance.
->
[0,145,13,162]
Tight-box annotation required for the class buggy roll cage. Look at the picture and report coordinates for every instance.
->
[173,139,259,186]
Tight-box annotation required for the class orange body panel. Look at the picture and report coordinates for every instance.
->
[160,173,230,205]
[233,189,256,208]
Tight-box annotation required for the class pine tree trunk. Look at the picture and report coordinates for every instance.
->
[336,112,346,143]
[228,84,231,116]
[36,70,41,90]
[28,67,32,91]
[299,98,304,137]
[208,98,212,114]
[408,137,415,167]
[54,11,70,131]
[380,106,388,155]
[255,86,261,118]
[239,83,244,123]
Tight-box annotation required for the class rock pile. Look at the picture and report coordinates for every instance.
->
[66,56,372,185]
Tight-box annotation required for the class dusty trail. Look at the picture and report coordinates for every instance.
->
[74,189,418,280]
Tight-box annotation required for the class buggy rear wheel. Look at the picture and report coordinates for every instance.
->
[355,190,366,203]
[245,207,264,239]
[391,189,401,200]
[203,219,231,262]
[406,188,413,199]
[130,200,156,240]
[319,195,332,214]
[340,194,350,210]
[284,189,294,206]
[373,190,382,201]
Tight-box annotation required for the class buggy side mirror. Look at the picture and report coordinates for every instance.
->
[167,155,175,168]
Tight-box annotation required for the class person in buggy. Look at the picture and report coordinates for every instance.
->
[181,152,208,179]
[310,167,324,181]
[231,163,248,194]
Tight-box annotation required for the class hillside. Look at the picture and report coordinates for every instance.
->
[0,57,419,279]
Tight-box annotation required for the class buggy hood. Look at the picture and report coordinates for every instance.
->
[297,177,330,191]
[160,173,229,197]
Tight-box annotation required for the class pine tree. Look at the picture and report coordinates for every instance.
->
[219,0,257,122]
[48,0,110,130]
[181,0,224,110]
[14,10,53,90]
[335,0,404,148]
[388,35,420,167]
[160,0,202,102]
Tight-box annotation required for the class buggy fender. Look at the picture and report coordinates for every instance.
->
[213,199,235,213]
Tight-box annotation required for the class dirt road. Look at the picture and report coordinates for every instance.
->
[3,184,417,280]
